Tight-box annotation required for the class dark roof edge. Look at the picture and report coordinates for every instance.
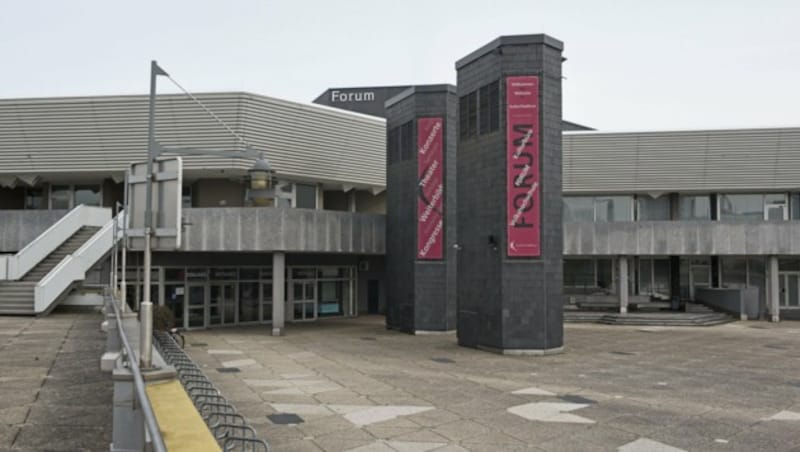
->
[384,84,457,109]
[455,34,564,70]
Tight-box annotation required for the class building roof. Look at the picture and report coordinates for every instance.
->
[563,127,800,193]
[0,92,386,189]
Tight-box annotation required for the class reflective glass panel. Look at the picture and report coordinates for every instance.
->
[563,197,593,223]
[719,194,763,220]
[295,184,317,209]
[595,196,633,222]
[678,195,711,220]
[239,282,259,322]
[51,185,71,209]
[637,195,670,221]
[74,185,101,207]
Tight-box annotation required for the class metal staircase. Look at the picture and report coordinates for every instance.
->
[0,227,101,315]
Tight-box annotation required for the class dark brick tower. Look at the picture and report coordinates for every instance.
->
[385,85,458,333]
[454,35,564,354]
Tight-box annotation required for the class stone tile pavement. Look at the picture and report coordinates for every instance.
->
[184,317,800,452]
[0,310,111,451]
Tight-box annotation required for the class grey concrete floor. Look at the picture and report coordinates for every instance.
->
[0,310,111,452]
[183,316,800,452]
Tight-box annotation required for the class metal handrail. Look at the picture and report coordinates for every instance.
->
[107,293,168,452]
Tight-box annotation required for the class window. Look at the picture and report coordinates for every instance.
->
[678,195,711,220]
[637,195,670,221]
[719,193,787,221]
[563,197,594,223]
[563,196,634,223]
[487,81,500,132]
[459,91,478,138]
[719,194,763,220]
[478,81,500,134]
[295,184,317,209]
[639,258,671,296]
[791,193,800,220]
[182,185,193,208]
[564,259,595,287]
[51,185,71,209]
[721,258,747,289]
[49,184,101,209]
[24,188,45,210]
[594,196,633,222]
[73,185,101,206]
[399,121,413,161]
[479,85,490,135]
[467,92,477,138]
[387,127,398,164]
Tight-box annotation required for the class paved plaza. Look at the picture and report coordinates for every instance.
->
[0,310,112,451]
[184,316,800,452]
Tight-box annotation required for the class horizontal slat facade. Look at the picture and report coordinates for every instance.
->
[0,92,386,188]
[564,128,800,193]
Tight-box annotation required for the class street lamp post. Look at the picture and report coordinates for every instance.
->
[136,60,274,369]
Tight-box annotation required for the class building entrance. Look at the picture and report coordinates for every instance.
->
[187,284,206,328]
[210,284,236,326]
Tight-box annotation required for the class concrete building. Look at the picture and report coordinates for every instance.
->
[1,33,798,332]
[0,92,388,324]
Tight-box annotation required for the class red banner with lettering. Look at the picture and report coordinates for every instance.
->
[506,76,541,257]
[417,117,444,260]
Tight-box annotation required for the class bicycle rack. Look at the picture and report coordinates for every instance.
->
[153,331,270,452]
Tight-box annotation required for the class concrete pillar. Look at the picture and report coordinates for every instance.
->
[769,255,780,322]
[455,35,564,354]
[619,257,629,314]
[272,252,285,335]
[385,85,458,334]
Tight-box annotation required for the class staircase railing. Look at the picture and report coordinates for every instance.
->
[2,205,110,280]
[33,212,125,314]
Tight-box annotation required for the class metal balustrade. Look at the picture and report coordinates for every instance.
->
[153,331,270,452]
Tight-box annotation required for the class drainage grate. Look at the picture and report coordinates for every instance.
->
[190,342,208,347]
[788,381,800,388]
[360,337,377,341]
[559,395,596,404]
[268,413,304,425]
[610,351,636,356]
[217,367,241,373]
[431,357,455,364]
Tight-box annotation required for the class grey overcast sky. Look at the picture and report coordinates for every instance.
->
[1,0,798,131]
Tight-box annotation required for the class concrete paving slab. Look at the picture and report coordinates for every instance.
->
[182,316,800,451]
[0,310,111,451]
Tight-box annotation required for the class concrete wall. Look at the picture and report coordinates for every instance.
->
[0,210,69,252]
[696,287,759,319]
[565,221,800,256]
[181,207,384,254]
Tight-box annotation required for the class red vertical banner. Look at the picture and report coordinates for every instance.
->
[417,117,444,260]
[506,76,541,257]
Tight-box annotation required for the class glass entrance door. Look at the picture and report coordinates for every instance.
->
[779,273,800,308]
[186,284,206,329]
[210,284,235,326]
[291,280,317,321]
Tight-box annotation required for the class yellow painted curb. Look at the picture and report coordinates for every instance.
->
[146,379,221,452]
